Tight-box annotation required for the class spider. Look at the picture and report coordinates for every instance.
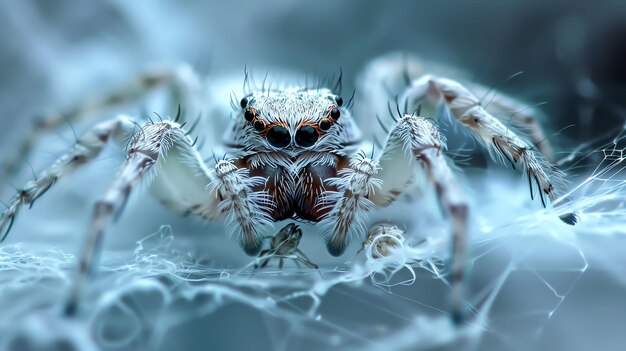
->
[0,54,577,324]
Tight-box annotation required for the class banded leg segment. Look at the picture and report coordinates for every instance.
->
[372,115,469,323]
[64,120,210,315]
[0,116,135,241]
[354,52,555,161]
[0,65,202,185]
[64,147,156,315]
[401,76,577,224]
[318,155,382,256]
[0,115,213,314]
[467,83,555,162]
[149,148,274,256]
[207,160,274,255]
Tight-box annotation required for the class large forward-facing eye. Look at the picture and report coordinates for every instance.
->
[267,125,291,148]
[295,125,319,147]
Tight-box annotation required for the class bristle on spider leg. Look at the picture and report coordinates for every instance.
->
[535,174,546,208]
[559,212,579,225]
[493,137,516,170]
[376,114,390,135]
[346,90,356,109]
[174,104,182,122]
[185,113,202,135]
[153,112,163,123]
[527,171,534,201]
[191,136,199,147]
[387,102,398,122]
[394,95,403,119]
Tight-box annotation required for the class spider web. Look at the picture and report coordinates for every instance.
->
[1,127,625,351]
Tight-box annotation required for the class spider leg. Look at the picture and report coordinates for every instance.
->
[64,144,156,315]
[468,83,555,162]
[0,113,263,314]
[0,115,204,314]
[294,249,319,269]
[0,116,136,241]
[254,249,274,269]
[206,160,274,255]
[0,64,202,185]
[370,115,468,324]
[292,259,303,269]
[400,75,576,224]
[357,53,555,162]
[146,144,274,254]
[317,154,382,256]
[63,119,209,315]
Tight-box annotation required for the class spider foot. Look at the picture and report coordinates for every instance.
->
[559,212,579,225]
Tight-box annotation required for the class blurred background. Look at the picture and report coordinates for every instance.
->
[0,1,625,351]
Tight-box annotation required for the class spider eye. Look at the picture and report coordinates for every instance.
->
[330,108,340,120]
[295,125,319,147]
[244,109,255,121]
[240,97,249,109]
[319,119,332,131]
[253,120,265,132]
[267,125,291,148]
[334,95,343,107]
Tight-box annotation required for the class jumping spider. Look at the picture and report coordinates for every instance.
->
[0,54,576,322]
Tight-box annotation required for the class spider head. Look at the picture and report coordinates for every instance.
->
[238,88,344,151]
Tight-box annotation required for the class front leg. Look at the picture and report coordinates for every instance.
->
[207,160,274,255]
[318,154,382,256]
[370,115,468,323]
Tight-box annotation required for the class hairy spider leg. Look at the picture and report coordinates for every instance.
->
[356,53,556,162]
[0,115,273,314]
[400,75,576,224]
[0,64,204,186]
[369,115,469,324]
